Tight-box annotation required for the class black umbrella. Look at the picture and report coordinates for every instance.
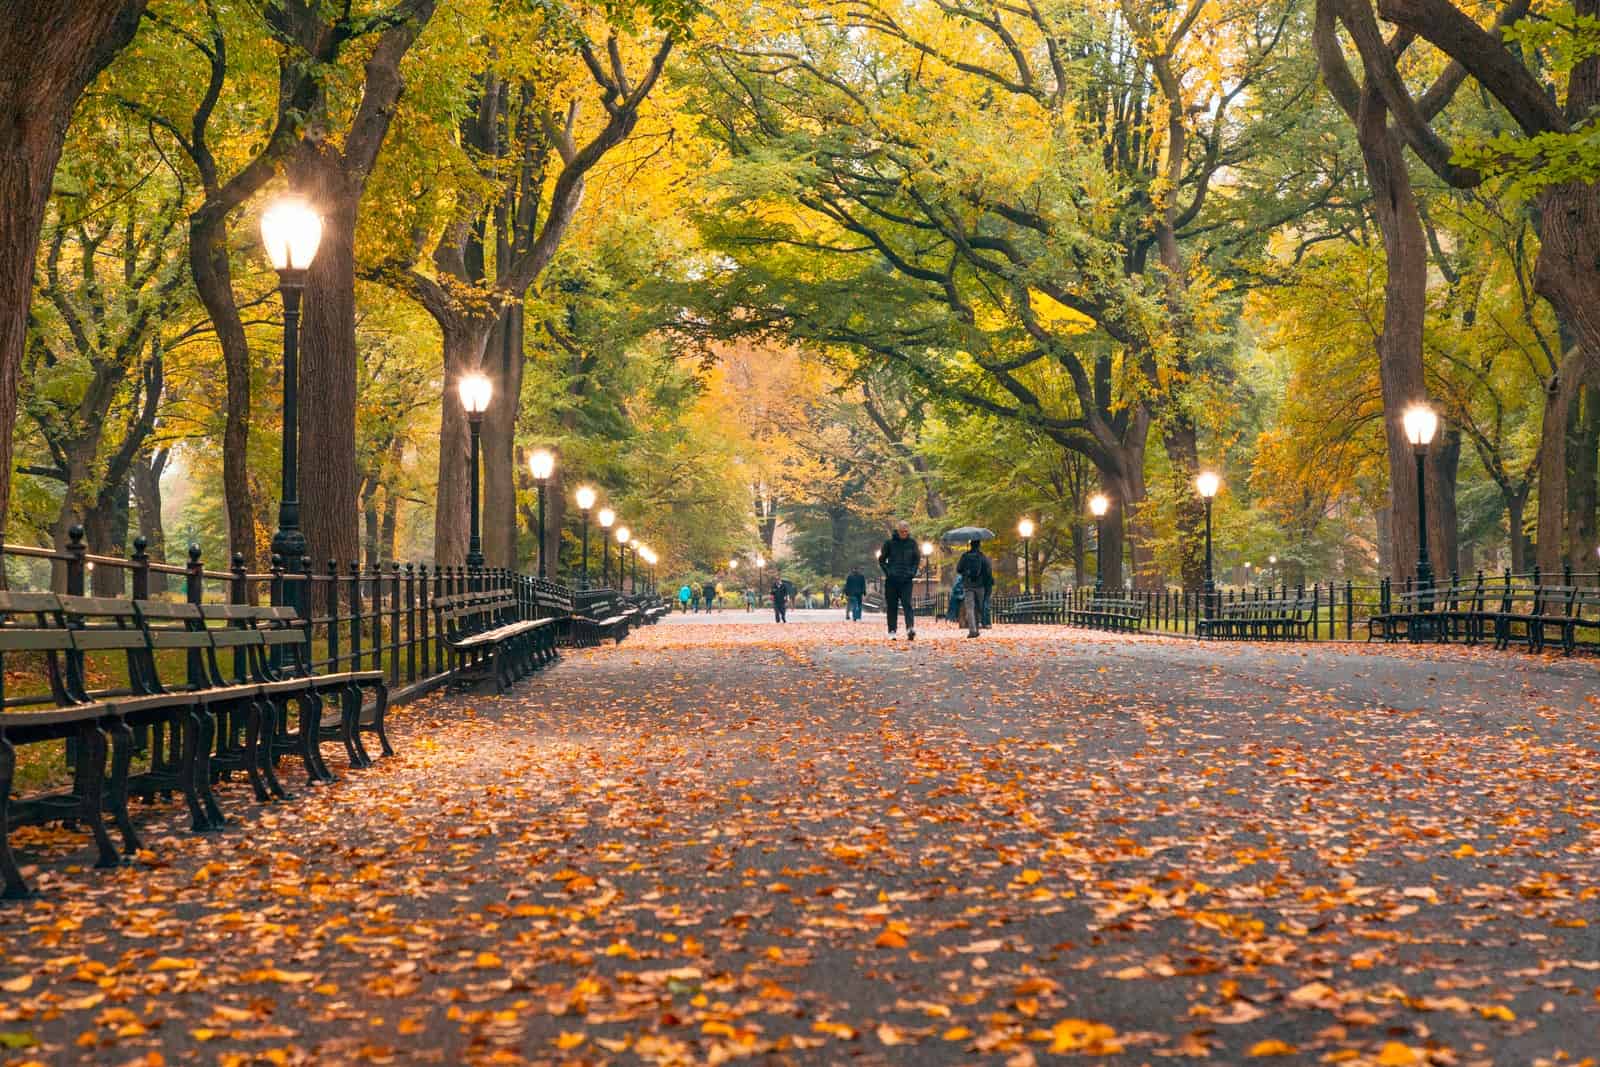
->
[941,526,996,545]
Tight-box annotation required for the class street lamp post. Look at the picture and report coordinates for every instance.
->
[616,525,631,593]
[920,540,934,602]
[458,372,492,576]
[1403,404,1440,630]
[1089,493,1110,597]
[575,485,597,589]
[261,198,322,621]
[1196,471,1221,616]
[528,449,555,578]
[1018,518,1035,595]
[598,508,615,587]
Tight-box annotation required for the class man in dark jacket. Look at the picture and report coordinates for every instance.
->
[770,571,790,623]
[877,520,920,640]
[843,567,867,621]
[957,540,989,637]
[702,581,717,614]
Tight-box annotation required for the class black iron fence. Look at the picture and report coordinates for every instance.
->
[991,566,1600,641]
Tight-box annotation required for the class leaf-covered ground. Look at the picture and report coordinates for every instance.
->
[3,615,1599,1065]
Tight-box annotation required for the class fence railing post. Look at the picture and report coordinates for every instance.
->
[232,552,250,682]
[185,543,205,688]
[389,561,402,686]
[349,561,364,672]
[326,560,341,675]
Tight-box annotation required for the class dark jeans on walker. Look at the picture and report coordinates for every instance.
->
[884,579,915,634]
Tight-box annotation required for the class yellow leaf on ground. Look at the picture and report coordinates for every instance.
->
[1248,1039,1298,1057]
[1375,1043,1423,1066]
[875,929,908,949]
[555,1032,586,1050]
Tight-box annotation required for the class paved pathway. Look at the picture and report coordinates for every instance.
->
[2,621,1599,1065]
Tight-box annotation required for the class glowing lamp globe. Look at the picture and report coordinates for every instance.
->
[457,372,492,416]
[598,508,615,530]
[1195,471,1221,499]
[528,449,555,481]
[260,198,322,273]
[616,526,631,545]
[1089,493,1110,518]
[1402,404,1439,448]
[575,485,597,511]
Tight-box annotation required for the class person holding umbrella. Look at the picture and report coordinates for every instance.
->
[956,539,992,637]
[877,520,921,640]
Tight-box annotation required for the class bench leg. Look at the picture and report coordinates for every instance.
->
[107,720,141,856]
[259,699,291,801]
[340,685,370,769]
[78,725,121,869]
[297,691,335,785]
[196,711,226,830]
[241,700,272,803]
[363,682,394,759]
[0,738,30,899]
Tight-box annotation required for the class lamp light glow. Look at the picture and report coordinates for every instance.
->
[260,198,322,272]
[1402,403,1439,448]
[616,526,631,544]
[920,540,934,557]
[1018,518,1035,539]
[1195,471,1221,499]
[575,485,597,511]
[1089,493,1110,518]
[457,372,493,416]
[598,508,615,529]
[528,448,555,481]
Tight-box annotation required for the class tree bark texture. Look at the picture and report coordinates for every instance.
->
[0,0,146,547]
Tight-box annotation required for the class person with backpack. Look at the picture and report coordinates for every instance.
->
[678,583,692,613]
[843,567,866,621]
[957,539,989,638]
[702,580,718,614]
[770,570,790,623]
[877,520,920,641]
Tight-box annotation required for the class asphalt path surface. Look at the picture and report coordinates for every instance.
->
[2,619,1598,1065]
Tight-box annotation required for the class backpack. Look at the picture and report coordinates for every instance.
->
[958,551,984,581]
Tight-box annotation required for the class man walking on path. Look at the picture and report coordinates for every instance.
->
[770,571,790,623]
[703,581,718,614]
[957,540,989,638]
[877,520,920,640]
[843,567,866,621]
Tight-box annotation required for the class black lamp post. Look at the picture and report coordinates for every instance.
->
[529,449,555,578]
[261,198,322,621]
[575,485,596,589]
[1403,404,1439,627]
[1196,471,1220,615]
[458,372,492,574]
[920,540,934,601]
[599,507,615,587]
[1089,493,1110,597]
[1018,518,1035,595]
[617,526,631,593]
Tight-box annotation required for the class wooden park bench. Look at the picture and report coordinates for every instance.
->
[574,589,632,644]
[1544,587,1600,655]
[435,589,556,691]
[1001,596,1067,624]
[1067,596,1143,632]
[1198,595,1313,641]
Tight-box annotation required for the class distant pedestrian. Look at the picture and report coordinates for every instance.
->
[678,583,692,613]
[770,572,790,623]
[947,574,965,623]
[978,548,995,628]
[844,567,866,622]
[877,520,919,641]
[957,540,989,638]
[745,588,756,612]
[703,581,717,614]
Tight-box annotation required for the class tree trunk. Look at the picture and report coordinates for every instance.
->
[85,478,131,595]
[1532,350,1584,571]
[1357,93,1432,585]
[131,447,167,593]
[1071,523,1085,586]
[381,488,400,561]
[0,0,146,548]
[362,479,381,566]
[1160,417,1206,591]
[1567,378,1599,569]
[1507,487,1530,572]
[1097,504,1126,592]
[190,207,261,572]
[291,153,362,569]
[482,304,525,569]
[1431,428,1462,579]
[432,321,489,567]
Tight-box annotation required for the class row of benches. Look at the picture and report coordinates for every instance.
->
[1370,581,1600,653]
[0,578,672,898]
[0,591,390,898]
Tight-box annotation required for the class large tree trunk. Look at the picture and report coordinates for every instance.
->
[1432,428,1462,578]
[482,304,526,569]
[190,208,261,572]
[1160,418,1206,591]
[1357,94,1433,585]
[432,322,490,566]
[291,154,362,569]
[1567,377,1600,569]
[0,0,146,548]
[85,478,131,596]
[1532,348,1584,571]
[132,447,167,593]
[1507,486,1530,573]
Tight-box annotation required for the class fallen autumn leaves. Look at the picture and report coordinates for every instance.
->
[2,619,1599,1065]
